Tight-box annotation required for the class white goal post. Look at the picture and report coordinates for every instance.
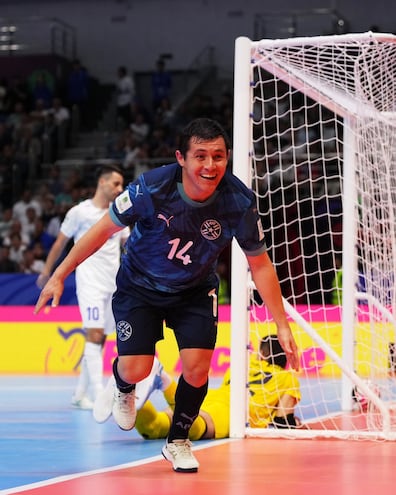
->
[230,32,396,440]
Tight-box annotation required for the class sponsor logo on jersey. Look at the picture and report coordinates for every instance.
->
[115,191,132,213]
[157,213,174,227]
[117,320,132,341]
[200,219,221,240]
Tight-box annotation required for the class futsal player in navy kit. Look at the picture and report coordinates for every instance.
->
[35,118,299,473]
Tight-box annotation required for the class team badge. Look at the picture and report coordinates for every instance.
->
[117,320,132,341]
[201,219,221,240]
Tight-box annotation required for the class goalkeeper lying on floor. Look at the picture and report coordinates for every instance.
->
[134,334,302,440]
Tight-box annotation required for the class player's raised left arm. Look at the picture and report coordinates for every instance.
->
[247,251,299,371]
[34,212,123,314]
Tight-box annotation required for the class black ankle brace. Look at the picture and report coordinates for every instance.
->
[112,357,135,393]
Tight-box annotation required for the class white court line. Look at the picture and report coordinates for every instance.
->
[0,438,235,495]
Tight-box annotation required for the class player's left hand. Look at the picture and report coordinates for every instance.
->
[34,276,64,314]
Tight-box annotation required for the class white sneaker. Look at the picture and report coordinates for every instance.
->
[162,439,199,473]
[135,357,168,409]
[93,375,116,423]
[71,395,94,410]
[112,388,137,431]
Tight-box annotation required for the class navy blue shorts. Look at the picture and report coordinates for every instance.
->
[112,281,219,356]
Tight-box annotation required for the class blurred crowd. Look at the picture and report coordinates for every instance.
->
[0,59,92,211]
[0,58,233,303]
[106,60,233,181]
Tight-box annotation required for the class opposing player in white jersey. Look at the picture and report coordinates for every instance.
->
[37,164,128,409]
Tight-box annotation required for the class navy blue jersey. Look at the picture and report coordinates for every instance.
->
[110,163,266,293]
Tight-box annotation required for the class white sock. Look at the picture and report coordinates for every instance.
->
[83,341,104,399]
[73,357,89,400]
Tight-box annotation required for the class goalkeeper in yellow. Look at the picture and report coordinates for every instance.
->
[135,334,302,440]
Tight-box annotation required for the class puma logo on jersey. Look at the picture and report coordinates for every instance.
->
[157,213,174,227]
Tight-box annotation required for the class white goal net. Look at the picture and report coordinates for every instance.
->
[230,32,396,440]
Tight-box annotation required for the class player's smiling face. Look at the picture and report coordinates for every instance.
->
[176,136,230,202]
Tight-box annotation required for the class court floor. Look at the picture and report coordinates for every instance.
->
[1,375,396,495]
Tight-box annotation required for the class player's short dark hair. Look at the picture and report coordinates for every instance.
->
[95,163,124,183]
[178,118,231,157]
[259,334,287,369]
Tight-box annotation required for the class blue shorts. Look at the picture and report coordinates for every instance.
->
[112,281,219,355]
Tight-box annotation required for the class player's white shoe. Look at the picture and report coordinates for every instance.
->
[71,395,94,410]
[135,356,168,409]
[112,388,136,431]
[93,375,115,423]
[162,439,199,473]
[93,357,168,426]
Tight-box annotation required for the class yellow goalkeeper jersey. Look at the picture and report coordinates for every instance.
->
[200,355,301,437]
[247,355,301,428]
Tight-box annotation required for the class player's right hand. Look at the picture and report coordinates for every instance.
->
[34,276,64,314]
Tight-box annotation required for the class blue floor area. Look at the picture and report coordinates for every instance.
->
[3,374,384,492]
[0,375,206,492]
[0,374,338,491]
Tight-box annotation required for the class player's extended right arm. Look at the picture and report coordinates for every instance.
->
[34,212,123,314]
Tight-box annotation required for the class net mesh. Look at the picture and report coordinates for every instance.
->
[238,33,396,439]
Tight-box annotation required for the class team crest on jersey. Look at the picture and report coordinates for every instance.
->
[117,320,132,341]
[200,219,221,240]
[115,190,132,213]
